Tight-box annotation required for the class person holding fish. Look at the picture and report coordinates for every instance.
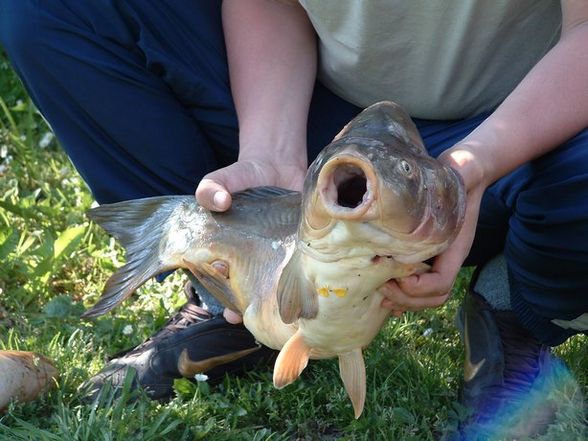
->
[1,0,587,438]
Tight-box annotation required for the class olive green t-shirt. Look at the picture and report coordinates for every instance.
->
[299,0,561,119]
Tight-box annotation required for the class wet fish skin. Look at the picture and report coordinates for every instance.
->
[274,101,465,417]
[299,101,464,260]
[84,187,304,351]
[84,101,465,419]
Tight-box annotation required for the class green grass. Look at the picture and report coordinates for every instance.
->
[0,50,586,440]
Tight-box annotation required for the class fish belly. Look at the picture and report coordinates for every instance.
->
[298,253,393,355]
[243,302,298,351]
[300,289,389,355]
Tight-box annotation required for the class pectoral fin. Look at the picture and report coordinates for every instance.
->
[339,348,366,419]
[273,330,311,389]
[183,259,243,314]
[277,250,318,324]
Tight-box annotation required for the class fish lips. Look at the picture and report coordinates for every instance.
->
[305,147,466,264]
[315,152,379,222]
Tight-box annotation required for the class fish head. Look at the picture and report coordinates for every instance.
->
[300,101,466,262]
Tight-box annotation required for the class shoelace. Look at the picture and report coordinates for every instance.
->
[159,302,211,336]
[153,280,214,337]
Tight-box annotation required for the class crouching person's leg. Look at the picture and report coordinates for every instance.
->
[452,129,588,440]
[0,0,277,401]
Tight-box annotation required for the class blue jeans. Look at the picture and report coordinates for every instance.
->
[1,0,587,345]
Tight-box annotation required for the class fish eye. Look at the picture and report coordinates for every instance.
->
[400,160,411,174]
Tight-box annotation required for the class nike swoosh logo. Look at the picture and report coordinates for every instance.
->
[177,345,262,378]
[463,314,485,382]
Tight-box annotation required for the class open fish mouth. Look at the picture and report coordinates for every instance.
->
[317,154,378,220]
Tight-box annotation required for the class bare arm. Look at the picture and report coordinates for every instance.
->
[446,0,588,191]
[382,0,588,312]
[196,0,317,211]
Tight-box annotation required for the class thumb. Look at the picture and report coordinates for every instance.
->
[195,162,262,211]
[195,177,233,212]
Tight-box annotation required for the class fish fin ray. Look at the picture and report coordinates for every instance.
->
[232,186,297,202]
[83,196,193,317]
[88,196,190,244]
[82,258,167,318]
[339,348,366,419]
[277,250,318,324]
[273,330,311,389]
[183,259,242,313]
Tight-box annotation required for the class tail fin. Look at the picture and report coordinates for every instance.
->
[82,196,193,318]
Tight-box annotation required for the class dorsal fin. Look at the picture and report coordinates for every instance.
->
[232,186,297,202]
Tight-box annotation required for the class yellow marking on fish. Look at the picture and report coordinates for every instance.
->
[333,288,348,298]
[318,287,330,297]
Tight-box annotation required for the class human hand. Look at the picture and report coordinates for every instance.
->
[380,146,488,317]
[195,157,307,324]
[195,157,307,212]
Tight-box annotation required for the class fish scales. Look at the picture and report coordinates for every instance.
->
[84,101,465,419]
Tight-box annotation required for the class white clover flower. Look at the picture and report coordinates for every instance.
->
[39,132,54,148]
[122,325,133,335]
[422,327,433,338]
[194,373,209,382]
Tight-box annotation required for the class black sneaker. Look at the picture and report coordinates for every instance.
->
[80,282,277,401]
[445,290,581,440]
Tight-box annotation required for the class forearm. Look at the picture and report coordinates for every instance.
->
[443,20,588,188]
[222,0,317,169]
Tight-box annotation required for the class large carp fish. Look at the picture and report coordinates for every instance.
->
[82,101,465,418]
